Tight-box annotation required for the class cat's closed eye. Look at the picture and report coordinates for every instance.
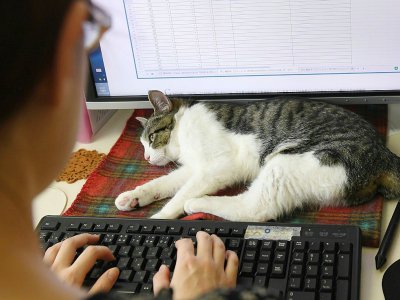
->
[149,133,155,142]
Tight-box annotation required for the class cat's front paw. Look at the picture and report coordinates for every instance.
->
[184,198,209,215]
[115,191,139,211]
[115,187,158,211]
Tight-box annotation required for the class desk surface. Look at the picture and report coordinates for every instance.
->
[36,109,400,300]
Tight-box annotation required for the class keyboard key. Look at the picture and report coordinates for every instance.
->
[323,242,336,253]
[308,253,320,264]
[66,222,81,231]
[237,276,253,287]
[80,223,94,232]
[240,262,254,276]
[216,227,230,236]
[157,236,172,248]
[244,251,256,261]
[292,252,304,263]
[231,228,244,237]
[319,293,332,300]
[48,232,64,244]
[126,224,141,233]
[188,227,199,236]
[118,270,133,282]
[41,220,59,231]
[321,265,334,278]
[336,280,349,300]
[161,258,176,271]
[103,234,117,245]
[339,242,352,254]
[322,253,335,265]
[308,241,321,252]
[107,224,122,233]
[256,263,269,275]
[261,240,274,250]
[290,264,303,277]
[202,227,215,234]
[141,283,153,293]
[245,239,259,249]
[143,236,158,247]
[132,246,147,258]
[254,276,267,286]
[145,259,161,271]
[141,225,154,234]
[337,254,351,278]
[116,234,130,245]
[320,279,333,291]
[293,241,307,252]
[306,265,318,277]
[274,252,286,263]
[227,238,241,249]
[287,291,315,300]
[154,225,168,234]
[131,258,145,271]
[129,234,144,246]
[118,246,133,257]
[93,223,107,232]
[259,250,272,262]
[107,245,120,256]
[271,264,284,277]
[276,241,288,251]
[168,226,183,235]
[89,268,103,280]
[147,247,161,258]
[133,271,148,283]
[288,277,301,290]
[304,278,316,290]
[117,257,131,270]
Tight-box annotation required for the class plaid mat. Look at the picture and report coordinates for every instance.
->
[64,105,388,247]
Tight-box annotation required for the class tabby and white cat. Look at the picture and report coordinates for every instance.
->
[115,90,400,221]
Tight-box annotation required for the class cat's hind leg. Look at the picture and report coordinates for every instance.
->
[115,167,190,211]
[184,152,348,221]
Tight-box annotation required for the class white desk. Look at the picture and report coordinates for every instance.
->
[35,109,400,300]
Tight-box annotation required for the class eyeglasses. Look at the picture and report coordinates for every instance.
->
[82,0,111,52]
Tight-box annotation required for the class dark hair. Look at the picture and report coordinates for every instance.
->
[0,1,71,124]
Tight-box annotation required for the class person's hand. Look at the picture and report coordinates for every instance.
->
[153,231,239,300]
[43,233,119,295]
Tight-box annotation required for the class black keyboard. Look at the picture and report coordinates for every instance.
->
[37,216,361,300]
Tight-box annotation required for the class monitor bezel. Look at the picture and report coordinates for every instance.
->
[85,67,400,109]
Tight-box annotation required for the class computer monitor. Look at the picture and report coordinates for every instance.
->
[86,0,400,109]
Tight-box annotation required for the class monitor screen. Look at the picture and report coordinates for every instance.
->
[86,0,400,109]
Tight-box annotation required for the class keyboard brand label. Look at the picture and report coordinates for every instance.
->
[244,226,301,240]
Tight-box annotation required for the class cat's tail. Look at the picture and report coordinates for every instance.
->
[378,152,400,199]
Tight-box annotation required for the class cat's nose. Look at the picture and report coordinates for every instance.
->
[145,155,150,161]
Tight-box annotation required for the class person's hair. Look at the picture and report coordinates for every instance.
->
[0,1,72,124]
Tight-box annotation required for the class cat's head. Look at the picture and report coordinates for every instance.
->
[136,90,178,166]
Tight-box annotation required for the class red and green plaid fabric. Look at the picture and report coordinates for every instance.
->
[64,105,388,247]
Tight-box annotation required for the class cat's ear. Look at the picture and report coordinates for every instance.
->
[136,117,148,127]
[148,90,172,114]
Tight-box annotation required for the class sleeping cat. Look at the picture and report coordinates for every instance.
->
[115,90,400,221]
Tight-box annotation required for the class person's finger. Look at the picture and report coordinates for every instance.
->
[70,245,115,283]
[153,265,171,295]
[43,242,63,266]
[225,250,239,287]
[88,267,119,295]
[52,234,100,268]
[196,231,213,258]
[175,238,195,265]
[211,234,226,270]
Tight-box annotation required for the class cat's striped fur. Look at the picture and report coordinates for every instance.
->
[115,90,400,221]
